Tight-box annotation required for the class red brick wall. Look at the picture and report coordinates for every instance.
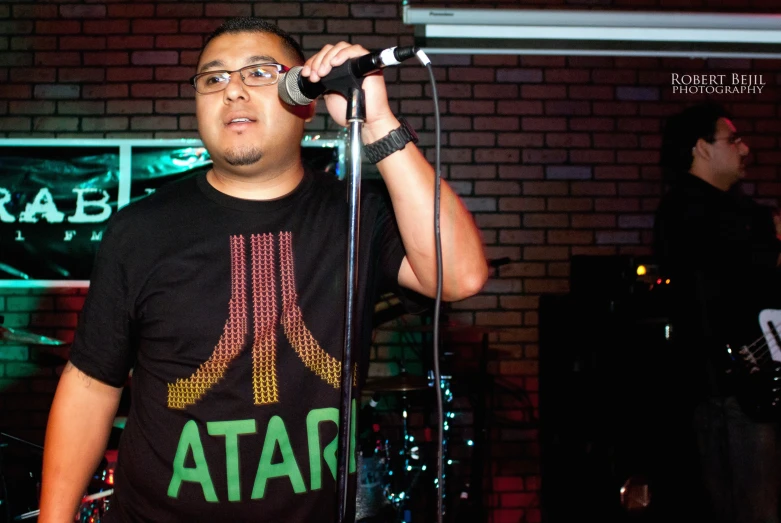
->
[1,2,781,522]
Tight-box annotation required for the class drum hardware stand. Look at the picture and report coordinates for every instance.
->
[472,333,490,520]
[0,435,41,454]
[0,433,44,523]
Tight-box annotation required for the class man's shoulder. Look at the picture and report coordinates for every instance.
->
[104,175,201,239]
[657,181,709,214]
[656,185,685,217]
[117,175,199,218]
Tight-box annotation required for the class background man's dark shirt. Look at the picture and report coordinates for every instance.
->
[654,173,781,401]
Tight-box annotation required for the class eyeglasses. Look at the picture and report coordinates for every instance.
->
[190,63,290,94]
[712,133,743,145]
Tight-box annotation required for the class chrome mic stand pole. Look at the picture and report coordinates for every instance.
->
[336,85,366,523]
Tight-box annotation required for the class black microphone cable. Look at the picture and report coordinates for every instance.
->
[414,48,446,523]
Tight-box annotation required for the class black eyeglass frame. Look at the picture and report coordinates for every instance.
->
[190,63,291,94]
[711,133,743,145]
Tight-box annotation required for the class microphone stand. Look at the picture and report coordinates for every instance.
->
[336,85,366,523]
[279,49,420,523]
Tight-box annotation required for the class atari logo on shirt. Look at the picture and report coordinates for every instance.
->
[167,232,342,409]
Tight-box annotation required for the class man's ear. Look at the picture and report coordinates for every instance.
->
[693,137,712,161]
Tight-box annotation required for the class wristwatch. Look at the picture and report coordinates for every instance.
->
[364,117,419,164]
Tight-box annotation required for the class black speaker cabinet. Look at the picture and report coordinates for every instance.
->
[539,289,694,523]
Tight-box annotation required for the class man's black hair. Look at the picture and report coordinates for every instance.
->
[201,17,305,65]
[660,102,731,184]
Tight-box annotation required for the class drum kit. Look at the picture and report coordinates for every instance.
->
[0,318,114,523]
[354,313,509,523]
[355,371,455,523]
[0,436,116,523]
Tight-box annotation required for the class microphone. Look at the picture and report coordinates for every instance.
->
[279,46,418,106]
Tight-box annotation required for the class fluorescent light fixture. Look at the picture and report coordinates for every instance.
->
[403,7,781,58]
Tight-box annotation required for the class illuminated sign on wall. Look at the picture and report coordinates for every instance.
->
[0,138,345,287]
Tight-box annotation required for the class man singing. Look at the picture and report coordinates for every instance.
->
[39,18,487,522]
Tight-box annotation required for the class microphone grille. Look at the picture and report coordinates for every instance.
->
[278,66,315,106]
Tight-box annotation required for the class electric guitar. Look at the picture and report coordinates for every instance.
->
[726,309,781,422]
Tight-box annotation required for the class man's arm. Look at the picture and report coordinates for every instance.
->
[367,120,488,301]
[39,361,122,523]
[302,43,489,301]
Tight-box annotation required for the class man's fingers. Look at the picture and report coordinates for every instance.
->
[316,42,352,77]
[305,43,372,84]
[304,44,335,80]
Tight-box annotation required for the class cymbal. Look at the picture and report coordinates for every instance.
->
[364,375,429,392]
[0,326,65,346]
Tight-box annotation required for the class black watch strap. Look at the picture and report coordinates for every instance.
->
[364,117,419,164]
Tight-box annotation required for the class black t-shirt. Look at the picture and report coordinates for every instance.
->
[70,170,410,522]
[653,173,781,398]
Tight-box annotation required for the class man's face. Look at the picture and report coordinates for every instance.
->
[709,117,750,187]
[195,32,306,175]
